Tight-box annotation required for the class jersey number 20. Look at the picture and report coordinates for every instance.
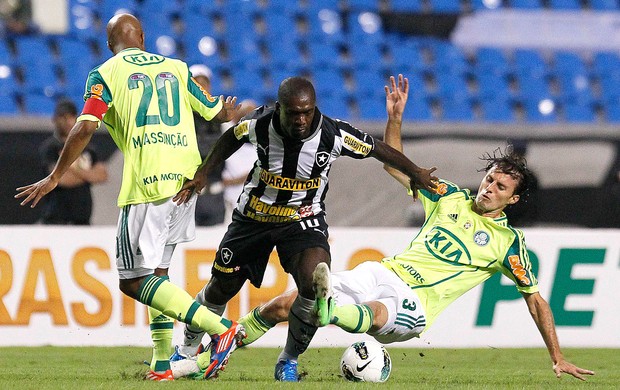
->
[128,72,180,127]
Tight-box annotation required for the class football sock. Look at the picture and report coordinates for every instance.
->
[137,275,232,336]
[333,304,374,333]
[147,276,174,372]
[238,307,275,346]
[148,306,174,371]
[279,295,316,362]
[181,292,227,354]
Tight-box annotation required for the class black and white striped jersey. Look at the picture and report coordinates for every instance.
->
[231,105,376,223]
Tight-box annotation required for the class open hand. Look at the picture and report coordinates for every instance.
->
[553,360,594,381]
[15,176,58,208]
[220,95,240,123]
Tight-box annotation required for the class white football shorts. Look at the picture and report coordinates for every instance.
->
[116,195,197,279]
[331,261,427,343]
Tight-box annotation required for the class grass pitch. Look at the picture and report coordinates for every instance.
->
[1,346,615,389]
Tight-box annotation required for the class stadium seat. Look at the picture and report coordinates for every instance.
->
[0,97,19,114]
[553,52,588,76]
[589,0,619,10]
[390,44,427,73]
[522,99,558,122]
[403,96,433,121]
[307,42,346,69]
[348,41,386,71]
[352,69,388,97]
[554,72,593,102]
[312,69,347,97]
[357,96,387,119]
[480,97,515,122]
[23,94,56,115]
[515,73,552,100]
[13,36,54,67]
[390,0,424,12]
[441,98,475,122]
[100,0,138,24]
[348,12,385,46]
[474,47,510,76]
[432,71,470,101]
[139,0,181,18]
[562,102,596,122]
[512,49,548,78]
[308,8,345,44]
[429,0,462,13]
[473,70,513,100]
[344,0,381,12]
[510,0,542,9]
[591,52,620,79]
[548,0,581,9]
[319,95,350,119]
[428,41,469,73]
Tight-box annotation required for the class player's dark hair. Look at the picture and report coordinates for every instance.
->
[478,145,535,200]
[54,99,78,117]
[277,77,316,105]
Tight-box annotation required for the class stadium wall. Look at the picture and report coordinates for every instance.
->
[0,226,618,348]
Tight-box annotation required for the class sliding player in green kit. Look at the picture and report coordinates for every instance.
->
[186,75,593,381]
[16,14,245,381]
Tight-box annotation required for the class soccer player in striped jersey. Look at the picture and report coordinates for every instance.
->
[227,75,594,381]
[16,14,246,381]
[172,76,438,381]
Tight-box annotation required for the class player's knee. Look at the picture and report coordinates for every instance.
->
[204,276,244,305]
[118,278,140,300]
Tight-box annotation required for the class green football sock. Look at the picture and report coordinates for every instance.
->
[148,306,174,372]
[238,307,275,346]
[333,304,374,333]
[137,275,232,337]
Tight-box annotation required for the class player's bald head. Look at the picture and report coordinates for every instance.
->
[277,77,316,106]
[106,13,144,54]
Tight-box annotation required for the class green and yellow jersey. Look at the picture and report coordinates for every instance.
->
[77,48,222,206]
[381,179,538,329]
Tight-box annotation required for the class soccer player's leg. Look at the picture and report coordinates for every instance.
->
[238,290,296,346]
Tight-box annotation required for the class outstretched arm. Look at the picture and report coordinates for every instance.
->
[374,74,437,195]
[16,119,99,207]
[522,292,594,381]
[174,126,244,204]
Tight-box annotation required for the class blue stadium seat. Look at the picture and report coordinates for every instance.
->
[0,69,18,100]
[512,49,548,77]
[348,12,385,45]
[474,70,513,100]
[266,40,304,69]
[312,69,346,97]
[553,52,588,76]
[598,75,620,103]
[390,44,427,73]
[21,63,63,97]
[345,0,381,12]
[589,0,619,10]
[23,94,56,115]
[390,0,424,12]
[403,96,433,121]
[441,98,475,122]
[357,96,387,119]
[515,73,552,100]
[554,72,593,102]
[480,97,515,122]
[433,71,470,101]
[0,96,19,114]
[308,8,345,44]
[592,52,620,79]
[139,0,181,18]
[13,36,54,67]
[562,102,596,122]
[522,99,558,122]
[510,0,542,9]
[352,69,388,97]
[100,0,138,24]
[67,0,99,40]
[348,41,386,71]
[429,0,462,13]
[307,42,346,69]
[605,100,620,122]
[475,47,510,76]
[548,0,581,9]
[428,41,468,73]
[319,95,350,119]
[470,0,505,10]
